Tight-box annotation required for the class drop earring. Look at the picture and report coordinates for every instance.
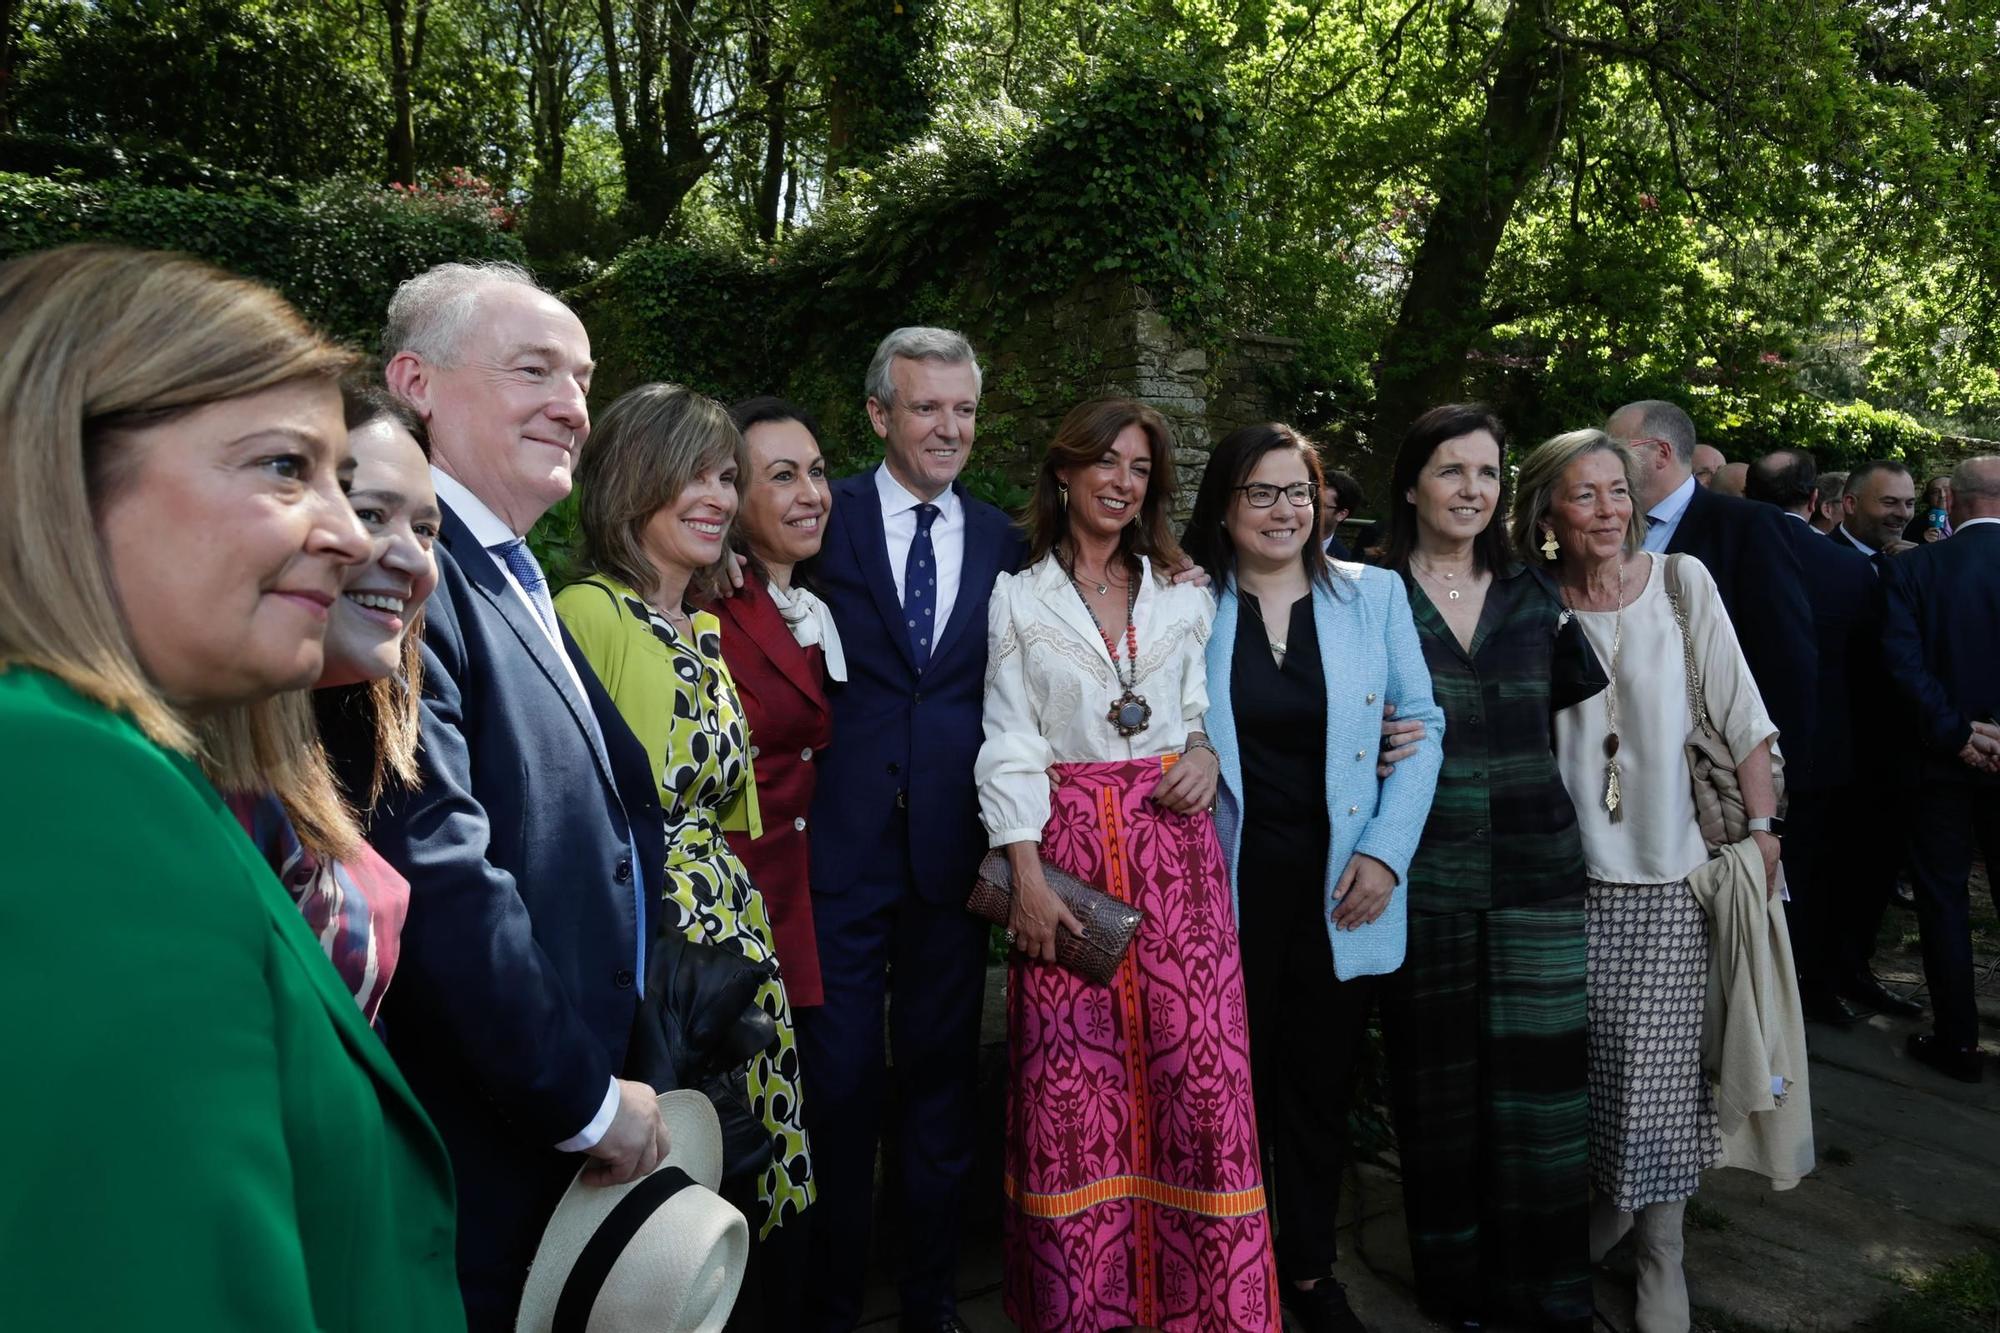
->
[1058,484,1069,511]
[1541,528,1560,561]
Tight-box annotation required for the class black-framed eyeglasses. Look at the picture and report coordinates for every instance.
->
[1234,482,1316,508]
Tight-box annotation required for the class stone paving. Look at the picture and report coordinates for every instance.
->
[858,879,1999,1332]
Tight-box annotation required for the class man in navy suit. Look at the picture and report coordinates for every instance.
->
[800,327,1026,1333]
[1610,399,1819,791]
[361,262,670,1328]
[1880,456,2000,1082]
[1746,450,1878,1024]
[1319,464,1362,559]
[1823,460,1931,1017]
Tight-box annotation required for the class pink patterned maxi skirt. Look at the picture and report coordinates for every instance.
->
[1003,757,1281,1333]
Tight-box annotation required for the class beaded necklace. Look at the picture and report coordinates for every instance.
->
[1061,550,1152,738]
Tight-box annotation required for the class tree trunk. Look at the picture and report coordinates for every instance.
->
[745,11,789,243]
[1367,1,1582,471]
[0,0,22,132]
[383,0,429,185]
[520,0,568,193]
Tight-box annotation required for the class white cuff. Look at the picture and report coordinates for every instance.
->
[986,828,1044,849]
[555,1078,621,1153]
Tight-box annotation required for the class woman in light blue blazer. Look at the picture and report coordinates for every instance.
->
[1183,422,1444,1333]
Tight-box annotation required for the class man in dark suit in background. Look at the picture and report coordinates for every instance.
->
[1834,460,1919,563]
[1319,464,1364,559]
[1824,459,1930,1016]
[800,328,1026,1333]
[1746,450,1878,1024]
[363,262,670,1328]
[1879,456,2000,1082]
[1608,399,1819,795]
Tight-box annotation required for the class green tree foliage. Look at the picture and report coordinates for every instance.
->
[0,171,525,346]
[15,0,387,179]
[5,0,1994,495]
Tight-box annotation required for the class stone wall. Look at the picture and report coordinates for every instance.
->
[977,275,1297,519]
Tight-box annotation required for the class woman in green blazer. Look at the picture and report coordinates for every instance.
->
[0,246,463,1331]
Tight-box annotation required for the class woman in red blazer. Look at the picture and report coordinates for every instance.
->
[712,397,845,1010]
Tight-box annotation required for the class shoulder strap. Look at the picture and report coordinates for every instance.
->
[1662,554,1709,728]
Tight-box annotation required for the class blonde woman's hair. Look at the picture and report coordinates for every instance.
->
[1508,428,1645,564]
[576,383,746,607]
[0,244,363,856]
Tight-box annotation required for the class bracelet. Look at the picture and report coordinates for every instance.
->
[1183,734,1217,761]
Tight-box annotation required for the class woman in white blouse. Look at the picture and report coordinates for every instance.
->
[977,398,1280,1333]
[1512,429,1781,1333]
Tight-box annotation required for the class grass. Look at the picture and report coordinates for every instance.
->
[1686,1198,1735,1233]
[1863,1251,2000,1333]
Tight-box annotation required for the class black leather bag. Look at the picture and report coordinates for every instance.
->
[626,932,781,1183]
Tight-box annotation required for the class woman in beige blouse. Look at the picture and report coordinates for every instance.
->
[1511,429,1781,1333]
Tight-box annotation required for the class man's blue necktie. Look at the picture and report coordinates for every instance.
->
[904,503,940,670]
[493,537,558,634]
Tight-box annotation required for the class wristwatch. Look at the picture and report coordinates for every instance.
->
[1746,816,1784,836]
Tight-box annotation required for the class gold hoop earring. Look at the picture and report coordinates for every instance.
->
[1541,528,1560,561]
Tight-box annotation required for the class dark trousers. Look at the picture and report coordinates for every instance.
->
[1238,847,1374,1283]
[1832,780,1905,980]
[1781,788,1838,993]
[1379,900,1591,1327]
[796,861,989,1331]
[723,1180,806,1331]
[1905,782,2000,1047]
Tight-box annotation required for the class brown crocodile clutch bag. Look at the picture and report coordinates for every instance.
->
[966,850,1145,985]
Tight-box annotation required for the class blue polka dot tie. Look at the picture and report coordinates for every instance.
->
[904,503,940,670]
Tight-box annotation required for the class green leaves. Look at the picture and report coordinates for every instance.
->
[0,172,525,349]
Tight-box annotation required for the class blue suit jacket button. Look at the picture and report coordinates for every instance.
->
[614,858,634,884]
[614,969,635,989]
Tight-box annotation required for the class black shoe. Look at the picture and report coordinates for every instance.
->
[1907,1033,1982,1083]
[1802,987,1859,1026]
[1837,972,1925,1018]
[1281,1280,1367,1333]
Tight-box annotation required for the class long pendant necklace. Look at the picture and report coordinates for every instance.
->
[1564,559,1626,821]
[1067,554,1151,738]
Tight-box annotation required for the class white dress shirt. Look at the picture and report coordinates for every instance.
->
[431,467,622,1155]
[1957,516,2000,533]
[976,555,1214,846]
[876,464,965,635]
[1834,523,1880,561]
[1643,474,1699,553]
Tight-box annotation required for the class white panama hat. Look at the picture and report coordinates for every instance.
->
[516,1090,748,1333]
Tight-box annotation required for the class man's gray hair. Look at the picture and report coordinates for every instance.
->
[865,326,982,407]
[382,260,545,366]
[1951,454,2000,499]
[1613,399,1698,465]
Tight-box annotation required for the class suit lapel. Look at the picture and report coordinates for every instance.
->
[177,752,448,1172]
[932,488,1007,667]
[439,504,619,792]
[839,476,920,675]
[1667,483,1708,555]
[724,582,829,717]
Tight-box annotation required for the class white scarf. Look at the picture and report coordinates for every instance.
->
[767,579,847,682]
